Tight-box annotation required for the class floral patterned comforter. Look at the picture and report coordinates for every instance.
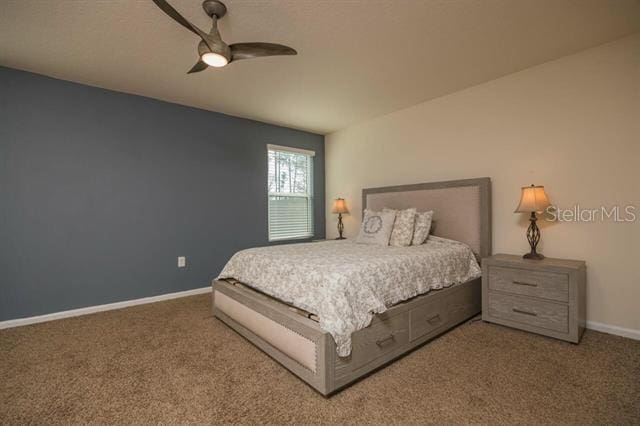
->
[217,236,481,357]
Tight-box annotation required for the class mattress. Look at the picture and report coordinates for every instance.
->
[217,236,481,356]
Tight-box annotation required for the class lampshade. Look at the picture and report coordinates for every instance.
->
[515,185,550,213]
[332,198,349,214]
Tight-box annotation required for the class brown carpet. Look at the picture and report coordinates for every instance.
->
[1,294,639,425]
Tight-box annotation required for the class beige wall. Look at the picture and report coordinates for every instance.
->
[325,34,640,333]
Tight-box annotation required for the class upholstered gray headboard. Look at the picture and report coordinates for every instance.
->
[363,178,492,259]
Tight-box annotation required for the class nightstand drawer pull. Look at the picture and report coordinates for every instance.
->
[512,280,538,287]
[426,314,441,324]
[512,308,537,317]
[375,334,396,347]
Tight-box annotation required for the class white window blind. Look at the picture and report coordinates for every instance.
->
[267,144,315,241]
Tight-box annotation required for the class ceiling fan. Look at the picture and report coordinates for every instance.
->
[152,0,297,73]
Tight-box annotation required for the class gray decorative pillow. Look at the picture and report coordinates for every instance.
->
[411,210,434,245]
[385,208,417,247]
[356,209,396,246]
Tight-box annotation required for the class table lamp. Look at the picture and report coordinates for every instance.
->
[515,185,551,260]
[332,198,349,240]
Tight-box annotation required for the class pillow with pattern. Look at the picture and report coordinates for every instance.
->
[411,210,434,245]
[384,208,417,247]
[356,209,396,245]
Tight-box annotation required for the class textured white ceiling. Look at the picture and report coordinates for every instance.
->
[1,0,639,134]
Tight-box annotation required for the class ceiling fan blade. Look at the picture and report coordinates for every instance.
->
[152,0,219,53]
[151,0,201,36]
[187,60,208,74]
[229,43,297,61]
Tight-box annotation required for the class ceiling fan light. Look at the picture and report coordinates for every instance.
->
[202,52,228,67]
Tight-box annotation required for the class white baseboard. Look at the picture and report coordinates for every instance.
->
[0,286,212,330]
[586,321,640,341]
[3,288,639,342]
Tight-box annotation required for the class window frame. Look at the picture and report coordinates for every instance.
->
[267,144,315,242]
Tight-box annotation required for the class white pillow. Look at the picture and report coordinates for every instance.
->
[356,209,396,245]
[411,210,434,245]
[385,208,417,247]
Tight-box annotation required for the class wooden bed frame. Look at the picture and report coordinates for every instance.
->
[212,177,491,396]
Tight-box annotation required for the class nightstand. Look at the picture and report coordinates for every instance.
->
[482,254,586,343]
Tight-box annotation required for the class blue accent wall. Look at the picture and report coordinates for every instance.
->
[0,66,325,321]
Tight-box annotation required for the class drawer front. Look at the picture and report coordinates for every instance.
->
[352,311,409,369]
[410,300,449,341]
[489,266,569,302]
[488,293,568,333]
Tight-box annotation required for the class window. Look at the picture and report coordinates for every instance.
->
[267,144,315,241]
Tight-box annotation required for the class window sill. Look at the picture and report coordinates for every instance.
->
[268,235,315,244]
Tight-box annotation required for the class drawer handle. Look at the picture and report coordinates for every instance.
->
[512,280,538,287]
[375,334,396,347]
[512,308,537,317]
[426,313,441,324]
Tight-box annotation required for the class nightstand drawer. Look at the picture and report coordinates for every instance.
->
[489,266,568,302]
[488,293,568,333]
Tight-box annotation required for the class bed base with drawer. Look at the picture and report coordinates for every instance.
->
[212,177,492,396]
[213,277,480,395]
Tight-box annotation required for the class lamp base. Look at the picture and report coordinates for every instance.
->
[523,212,544,260]
[523,252,545,260]
[335,236,346,240]
[336,213,345,240]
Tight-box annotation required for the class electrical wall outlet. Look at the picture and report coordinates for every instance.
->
[178,256,186,268]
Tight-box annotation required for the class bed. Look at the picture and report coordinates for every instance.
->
[212,177,491,395]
